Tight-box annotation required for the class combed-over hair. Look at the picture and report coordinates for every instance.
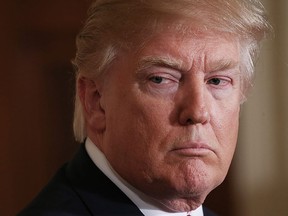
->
[72,0,272,142]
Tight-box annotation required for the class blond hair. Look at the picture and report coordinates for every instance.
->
[72,0,272,142]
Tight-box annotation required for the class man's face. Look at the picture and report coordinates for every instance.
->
[93,31,242,211]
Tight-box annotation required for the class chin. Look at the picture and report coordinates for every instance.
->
[168,177,222,211]
[151,179,215,213]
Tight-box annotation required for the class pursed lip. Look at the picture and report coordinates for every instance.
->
[170,142,214,157]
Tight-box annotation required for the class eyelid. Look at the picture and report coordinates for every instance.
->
[205,76,233,89]
[206,68,240,79]
[140,65,182,80]
[208,77,231,84]
[148,72,180,84]
[207,75,232,81]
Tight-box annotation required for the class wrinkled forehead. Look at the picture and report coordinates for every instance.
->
[124,17,243,59]
[114,8,247,55]
[135,29,241,73]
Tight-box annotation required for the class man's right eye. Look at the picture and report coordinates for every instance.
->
[144,73,180,96]
[149,76,164,84]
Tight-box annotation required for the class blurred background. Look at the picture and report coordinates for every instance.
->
[0,0,287,215]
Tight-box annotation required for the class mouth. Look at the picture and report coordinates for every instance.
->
[171,142,214,157]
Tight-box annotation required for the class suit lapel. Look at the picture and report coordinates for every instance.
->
[66,144,144,215]
[203,206,218,216]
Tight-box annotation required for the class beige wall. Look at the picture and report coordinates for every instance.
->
[234,0,288,215]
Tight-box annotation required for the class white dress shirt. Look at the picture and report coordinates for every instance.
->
[85,138,204,216]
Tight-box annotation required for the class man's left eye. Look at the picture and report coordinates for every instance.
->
[149,76,164,84]
[207,78,230,86]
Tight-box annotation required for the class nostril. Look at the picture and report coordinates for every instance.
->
[186,118,193,125]
[180,108,210,126]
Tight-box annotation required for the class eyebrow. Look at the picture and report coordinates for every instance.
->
[136,56,185,73]
[206,59,239,72]
[136,56,239,74]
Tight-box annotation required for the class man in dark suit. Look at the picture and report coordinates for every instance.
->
[19,0,271,215]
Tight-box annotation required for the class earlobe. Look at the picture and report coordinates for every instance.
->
[77,77,106,132]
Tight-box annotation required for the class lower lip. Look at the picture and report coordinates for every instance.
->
[172,147,212,157]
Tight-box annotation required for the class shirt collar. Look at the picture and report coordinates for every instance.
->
[85,138,203,216]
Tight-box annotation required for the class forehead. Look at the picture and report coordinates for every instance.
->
[136,30,240,72]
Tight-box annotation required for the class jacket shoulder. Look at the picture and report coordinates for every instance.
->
[18,165,91,216]
[203,206,218,216]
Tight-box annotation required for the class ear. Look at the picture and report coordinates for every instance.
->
[77,76,106,132]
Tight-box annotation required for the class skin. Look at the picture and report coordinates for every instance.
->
[79,30,242,212]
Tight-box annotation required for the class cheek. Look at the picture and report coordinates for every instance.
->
[213,103,240,158]
[213,97,240,132]
[210,99,239,141]
[103,98,174,185]
[105,95,171,159]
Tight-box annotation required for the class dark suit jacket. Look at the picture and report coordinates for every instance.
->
[18,144,217,216]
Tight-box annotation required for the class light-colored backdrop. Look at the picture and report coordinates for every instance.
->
[234,0,288,215]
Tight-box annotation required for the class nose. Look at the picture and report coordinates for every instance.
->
[178,83,210,126]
